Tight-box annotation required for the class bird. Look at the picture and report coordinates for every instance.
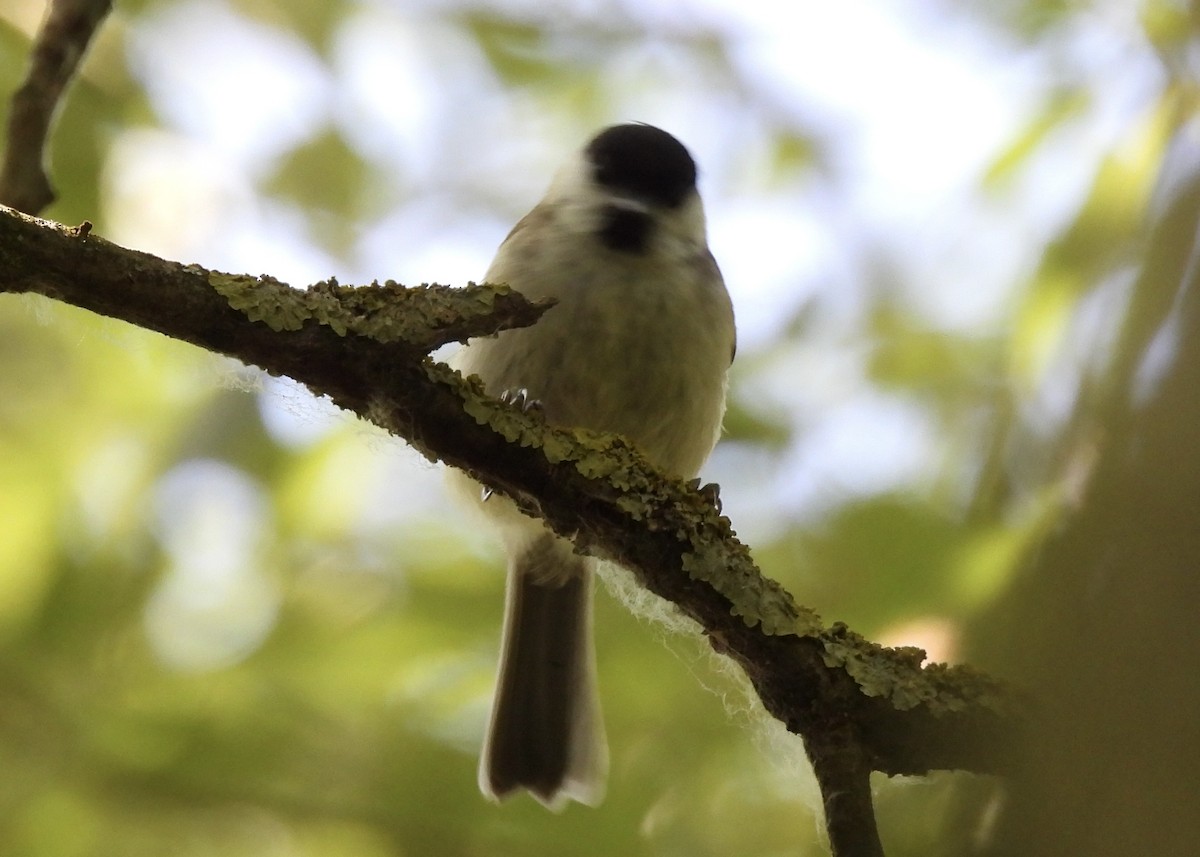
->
[450,122,735,810]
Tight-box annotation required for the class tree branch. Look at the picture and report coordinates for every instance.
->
[0,204,1024,846]
[805,727,884,857]
[0,0,112,214]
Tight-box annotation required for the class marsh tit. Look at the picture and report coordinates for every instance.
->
[451,123,735,809]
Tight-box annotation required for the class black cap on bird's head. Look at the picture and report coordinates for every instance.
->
[585,124,698,210]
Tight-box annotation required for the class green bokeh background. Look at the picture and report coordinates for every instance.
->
[2,0,1198,854]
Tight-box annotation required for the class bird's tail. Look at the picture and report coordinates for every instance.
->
[478,535,608,810]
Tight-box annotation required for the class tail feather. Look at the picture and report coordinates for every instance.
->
[479,536,607,809]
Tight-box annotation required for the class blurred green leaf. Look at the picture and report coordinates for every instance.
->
[264,128,370,253]
[867,303,1001,396]
[462,14,557,87]
[983,89,1088,190]
[1009,104,1168,385]
[721,397,793,448]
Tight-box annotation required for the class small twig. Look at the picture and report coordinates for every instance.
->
[805,727,885,857]
[0,0,112,214]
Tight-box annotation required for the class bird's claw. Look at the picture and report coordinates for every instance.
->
[697,480,724,514]
[498,388,542,414]
[482,389,541,503]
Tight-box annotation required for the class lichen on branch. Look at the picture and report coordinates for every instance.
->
[0,203,1023,804]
